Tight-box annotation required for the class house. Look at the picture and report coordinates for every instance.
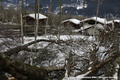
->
[81,17,107,25]
[107,19,120,27]
[61,18,81,34]
[107,20,120,30]
[24,13,47,25]
[73,17,105,36]
[61,18,81,29]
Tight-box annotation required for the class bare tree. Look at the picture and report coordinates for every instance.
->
[94,0,101,39]
[35,0,40,41]
[45,0,52,36]
[57,0,63,39]
[82,0,85,35]
[34,0,37,41]
[20,0,24,44]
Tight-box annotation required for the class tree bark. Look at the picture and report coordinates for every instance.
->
[0,53,65,80]
[0,53,47,80]
[3,39,65,56]
[21,0,24,44]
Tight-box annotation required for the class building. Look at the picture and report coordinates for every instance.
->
[61,18,81,34]
[24,13,47,25]
[107,20,120,30]
[73,17,105,36]
[61,18,81,29]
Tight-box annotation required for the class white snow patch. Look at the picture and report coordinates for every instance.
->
[27,13,47,20]
[62,19,81,25]
[63,71,91,80]
[76,4,87,10]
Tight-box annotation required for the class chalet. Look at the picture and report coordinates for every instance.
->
[105,19,120,32]
[73,17,105,36]
[80,17,107,25]
[107,20,120,28]
[61,18,81,29]
[24,13,47,25]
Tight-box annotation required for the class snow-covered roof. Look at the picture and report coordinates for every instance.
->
[81,17,107,24]
[107,20,120,24]
[61,18,80,25]
[72,23,104,32]
[27,13,47,20]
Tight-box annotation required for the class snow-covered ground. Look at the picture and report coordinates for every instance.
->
[0,34,118,80]
[24,35,95,44]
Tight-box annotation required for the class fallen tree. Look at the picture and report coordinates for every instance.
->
[3,39,65,56]
[0,53,65,80]
[0,26,119,80]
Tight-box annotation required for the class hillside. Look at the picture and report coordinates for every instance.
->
[1,0,120,17]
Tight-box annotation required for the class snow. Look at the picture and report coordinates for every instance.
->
[60,3,87,11]
[88,67,92,70]
[96,24,104,30]
[65,60,68,77]
[63,71,91,80]
[92,17,106,24]
[24,35,95,45]
[76,4,87,10]
[61,19,81,25]
[27,13,47,20]
[99,46,106,53]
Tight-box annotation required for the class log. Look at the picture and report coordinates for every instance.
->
[3,39,65,56]
[0,53,47,80]
[0,53,65,80]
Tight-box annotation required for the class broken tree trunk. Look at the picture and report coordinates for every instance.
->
[0,53,47,80]
[3,39,65,56]
[0,39,65,80]
[0,53,65,80]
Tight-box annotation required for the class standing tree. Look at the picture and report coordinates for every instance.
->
[21,0,24,44]
[35,0,40,41]
[45,0,52,36]
[57,0,62,39]
[94,0,101,39]
[34,0,37,41]
[82,0,85,35]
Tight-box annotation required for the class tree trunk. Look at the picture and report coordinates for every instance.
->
[21,0,24,44]
[0,53,61,80]
[34,0,37,41]
[94,0,100,40]
[3,39,65,56]
[0,53,48,80]
[118,68,120,80]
